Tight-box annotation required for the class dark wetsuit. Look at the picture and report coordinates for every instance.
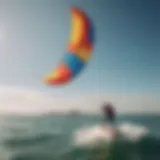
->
[102,103,115,125]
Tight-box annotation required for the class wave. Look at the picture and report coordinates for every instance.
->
[73,122,149,147]
[4,133,56,148]
[71,122,160,160]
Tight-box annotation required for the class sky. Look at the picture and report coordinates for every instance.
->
[0,0,159,114]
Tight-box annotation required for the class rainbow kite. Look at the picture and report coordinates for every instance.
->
[43,7,95,85]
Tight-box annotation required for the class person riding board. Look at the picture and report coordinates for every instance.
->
[100,102,117,137]
[101,102,116,129]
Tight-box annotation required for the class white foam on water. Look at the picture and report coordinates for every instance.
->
[73,124,117,147]
[118,122,150,142]
[73,122,149,147]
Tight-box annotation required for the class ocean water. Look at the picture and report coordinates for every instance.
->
[0,114,159,160]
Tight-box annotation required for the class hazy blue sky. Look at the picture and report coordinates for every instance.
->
[0,0,160,97]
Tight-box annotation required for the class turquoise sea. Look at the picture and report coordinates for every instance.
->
[0,114,160,160]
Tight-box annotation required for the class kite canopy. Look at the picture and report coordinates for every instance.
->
[44,7,95,85]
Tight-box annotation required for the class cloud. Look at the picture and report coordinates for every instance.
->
[0,85,159,115]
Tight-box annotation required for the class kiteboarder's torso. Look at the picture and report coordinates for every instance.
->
[102,103,116,124]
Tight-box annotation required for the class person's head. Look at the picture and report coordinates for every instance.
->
[102,102,114,112]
